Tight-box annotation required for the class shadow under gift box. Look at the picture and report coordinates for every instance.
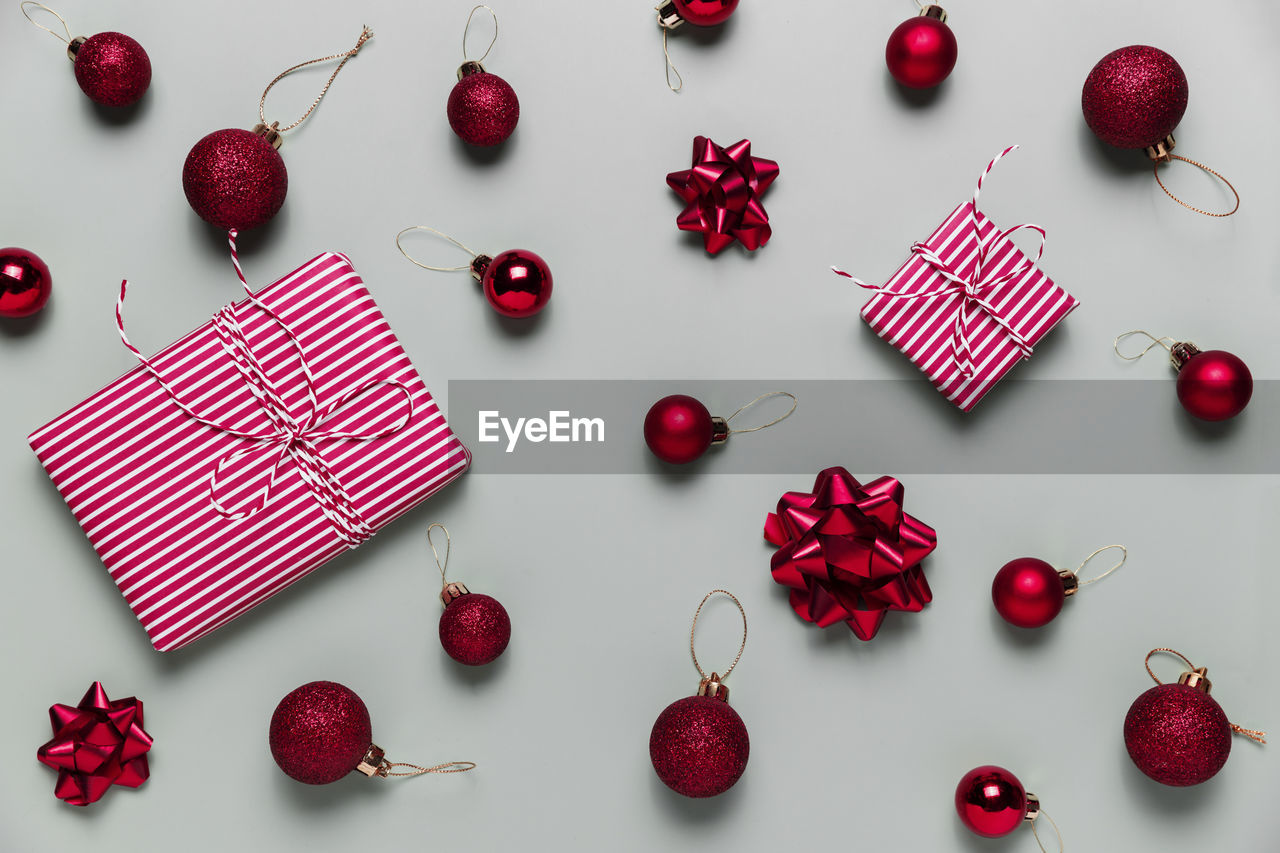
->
[27,252,471,652]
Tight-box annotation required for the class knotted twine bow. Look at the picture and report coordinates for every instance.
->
[833,145,1046,378]
[115,231,415,547]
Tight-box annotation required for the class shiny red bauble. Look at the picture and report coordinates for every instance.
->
[0,248,52,318]
[269,681,372,785]
[71,32,151,107]
[440,593,511,666]
[672,0,740,27]
[955,765,1029,838]
[1125,683,1232,786]
[991,558,1065,629]
[885,11,958,89]
[650,695,749,798]
[1082,46,1188,149]
[644,395,717,464]
[475,249,551,318]
[1176,350,1252,421]
[448,66,519,147]
[182,128,289,231]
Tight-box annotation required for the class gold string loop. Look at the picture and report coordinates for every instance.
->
[396,226,482,272]
[427,523,452,584]
[725,391,798,435]
[1153,155,1240,218]
[19,2,71,44]
[690,589,747,681]
[1113,330,1175,362]
[378,760,477,778]
[1029,810,1064,853]
[661,26,683,93]
[463,5,499,64]
[1143,648,1267,744]
[259,26,373,133]
[1075,545,1126,587]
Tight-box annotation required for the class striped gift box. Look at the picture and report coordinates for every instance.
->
[28,252,470,651]
[848,147,1078,412]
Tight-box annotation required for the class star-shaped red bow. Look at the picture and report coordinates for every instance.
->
[667,136,779,254]
[37,682,153,805]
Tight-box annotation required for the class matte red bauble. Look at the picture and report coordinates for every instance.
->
[71,32,151,106]
[448,65,519,146]
[1082,46,1187,149]
[885,6,958,89]
[0,247,52,318]
[954,765,1035,838]
[669,0,740,27]
[991,558,1067,629]
[1175,347,1252,422]
[269,681,373,785]
[644,395,722,465]
[182,127,288,232]
[474,250,552,318]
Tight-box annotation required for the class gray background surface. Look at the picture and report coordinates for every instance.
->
[2,1,1276,850]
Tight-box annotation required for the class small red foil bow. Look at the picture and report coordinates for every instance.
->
[37,682,153,806]
[764,467,938,640]
[667,136,779,254]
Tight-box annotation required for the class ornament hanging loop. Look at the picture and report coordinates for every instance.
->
[1029,810,1064,853]
[1113,330,1175,361]
[258,26,373,134]
[690,589,747,682]
[462,5,499,65]
[379,759,477,778]
[724,391,798,435]
[427,523,452,584]
[1075,544,1126,587]
[661,26,683,93]
[1147,140,1240,218]
[396,226,481,272]
[19,2,71,45]
[1143,647,1199,685]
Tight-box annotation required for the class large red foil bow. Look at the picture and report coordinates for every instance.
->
[764,467,938,640]
[667,136,779,254]
[37,682,153,806]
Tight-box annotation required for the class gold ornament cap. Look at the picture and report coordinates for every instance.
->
[441,581,470,607]
[1170,341,1202,371]
[252,122,283,150]
[698,672,730,703]
[921,5,948,23]
[67,35,87,61]
[655,1,685,29]
[356,744,386,777]
[710,416,730,446]
[1023,792,1040,822]
[1145,134,1177,162]
[1178,666,1212,694]
[457,60,486,80]
[1058,570,1080,597]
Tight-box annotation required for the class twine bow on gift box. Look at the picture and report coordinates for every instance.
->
[833,145,1046,379]
[115,231,415,547]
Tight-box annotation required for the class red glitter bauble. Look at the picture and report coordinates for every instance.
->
[1176,350,1252,422]
[182,128,288,231]
[885,15,958,89]
[73,32,151,107]
[439,593,511,666]
[955,765,1028,838]
[1082,46,1188,149]
[447,70,519,146]
[644,395,715,465]
[1125,683,1231,786]
[672,0,740,27]
[991,557,1065,629]
[479,249,552,318]
[269,681,372,785]
[0,247,52,318]
[649,695,749,798]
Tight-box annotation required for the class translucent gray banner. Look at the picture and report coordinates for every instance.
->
[447,380,1278,474]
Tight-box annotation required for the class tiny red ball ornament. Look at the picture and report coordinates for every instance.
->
[644,394,723,464]
[669,0,740,27]
[440,591,512,666]
[885,6,958,89]
[269,681,372,785]
[0,247,52,318]
[1175,347,1253,422]
[182,127,288,232]
[991,557,1068,629]
[71,32,151,107]
[1082,46,1188,149]
[650,693,749,798]
[448,63,520,147]
[473,249,552,318]
[954,765,1033,838]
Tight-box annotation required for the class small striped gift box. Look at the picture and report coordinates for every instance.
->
[839,147,1078,412]
[28,252,470,651]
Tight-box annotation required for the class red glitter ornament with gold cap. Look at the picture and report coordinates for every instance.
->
[20,3,151,107]
[447,6,519,146]
[428,523,511,666]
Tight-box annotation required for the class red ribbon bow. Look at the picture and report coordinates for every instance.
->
[667,136,779,254]
[37,682,153,806]
[764,467,938,640]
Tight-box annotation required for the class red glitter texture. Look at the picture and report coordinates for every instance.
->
[440,594,511,665]
[182,128,289,231]
[269,681,372,785]
[649,695,749,798]
[1082,45,1188,149]
[447,72,519,146]
[74,32,151,107]
[1124,683,1231,786]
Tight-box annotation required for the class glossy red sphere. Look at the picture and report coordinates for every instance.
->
[480,249,552,318]
[885,16,958,89]
[447,71,519,146]
[650,695,749,798]
[0,248,52,318]
[1125,683,1231,786]
[1176,350,1252,421]
[991,557,1065,629]
[74,32,151,107]
[439,593,511,666]
[672,0,740,27]
[182,128,289,231]
[1082,46,1188,149]
[644,395,714,464]
[955,765,1028,838]
[269,681,372,785]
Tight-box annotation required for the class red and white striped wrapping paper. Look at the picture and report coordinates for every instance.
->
[857,155,1078,411]
[28,252,470,651]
